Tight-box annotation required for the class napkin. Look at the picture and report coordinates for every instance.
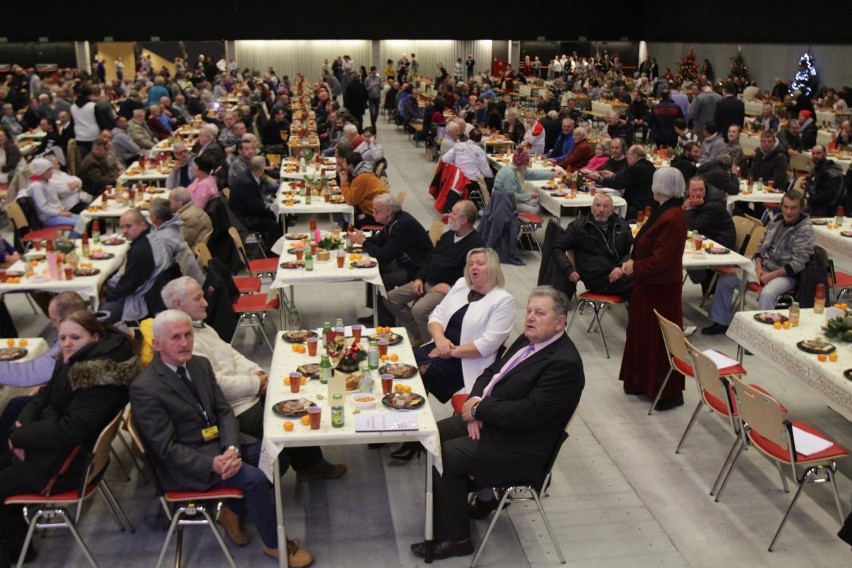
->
[791,426,834,456]
[355,413,419,432]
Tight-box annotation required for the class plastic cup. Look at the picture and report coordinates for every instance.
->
[310,243,318,256]
[0,269,6,283]
[336,252,345,268]
[289,372,302,393]
[378,339,389,357]
[381,373,394,395]
[589,186,596,196]
[306,337,318,356]
[33,240,42,251]
[308,406,321,430]
[693,234,705,251]
[309,218,317,231]
[295,249,304,261]
[351,324,363,342]
[64,266,74,280]
[324,193,330,202]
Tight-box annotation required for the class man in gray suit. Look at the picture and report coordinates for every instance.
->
[129,309,314,567]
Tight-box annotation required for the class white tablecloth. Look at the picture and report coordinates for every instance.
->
[0,338,49,363]
[726,182,784,213]
[0,239,129,308]
[727,309,852,420]
[812,219,852,262]
[117,161,170,186]
[528,180,628,220]
[73,194,157,234]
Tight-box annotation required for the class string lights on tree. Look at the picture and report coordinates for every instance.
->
[792,51,817,96]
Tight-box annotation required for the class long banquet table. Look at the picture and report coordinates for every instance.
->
[528,179,628,223]
[727,308,852,420]
[260,327,440,566]
[812,218,852,262]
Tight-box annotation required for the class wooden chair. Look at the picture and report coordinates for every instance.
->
[566,291,626,359]
[716,376,848,551]
[126,415,243,568]
[650,309,746,416]
[227,227,278,279]
[699,217,757,307]
[5,200,73,249]
[66,139,82,176]
[4,411,134,568]
[195,242,261,295]
[428,220,445,246]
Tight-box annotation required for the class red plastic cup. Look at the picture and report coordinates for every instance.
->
[336,253,345,268]
[306,337,318,356]
[351,324,363,342]
[309,218,317,231]
[0,269,7,283]
[64,266,74,280]
[289,372,302,393]
[308,406,321,430]
[381,373,393,395]
[295,249,304,261]
[378,339,389,357]
[310,243,318,256]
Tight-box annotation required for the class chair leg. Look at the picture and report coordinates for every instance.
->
[15,510,43,568]
[675,400,704,454]
[98,481,135,533]
[174,525,184,568]
[829,468,846,523]
[110,447,132,481]
[530,489,565,564]
[699,272,719,308]
[566,301,585,334]
[710,436,742,497]
[768,468,813,551]
[648,368,674,415]
[714,440,746,502]
[156,507,184,568]
[775,461,790,493]
[199,507,239,568]
[592,305,610,359]
[470,489,512,567]
[114,430,148,483]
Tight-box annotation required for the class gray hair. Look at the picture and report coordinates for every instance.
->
[149,197,173,223]
[573,126,587,141]
[170,187,192,205]
[529,285,570,317]
[250,156,266,172]
[201,123,219,137]
[343,124,358,137]
[652,167,685,199]
[716,153,732,170]
[505,107,520,120]
[132,108,146,119]
[152,308,192,339]
[455,199,478,225]
[464,247,505,289]
[373,193,400,213]
[161,276,201,310]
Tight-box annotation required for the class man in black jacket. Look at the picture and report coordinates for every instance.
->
[648,89,683,148]
[671,141,700,183]
[229,157,282,251]
[805,145,845,216]
[101,210,158,323]
[351,194,433,326]
[696,154,739,202]
[597,144,656,220]
[713,83,745,141]
[343,74,368,130]
[684,176,737,289]
[552,194,634,298]
[386,200,483,346]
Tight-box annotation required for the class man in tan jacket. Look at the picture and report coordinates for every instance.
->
[169,187,213,247]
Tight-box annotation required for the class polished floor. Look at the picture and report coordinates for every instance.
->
[2,116,852,567]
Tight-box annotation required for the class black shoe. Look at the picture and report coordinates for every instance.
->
[701,323,729,335]
[410,539,473,559]
[390,441,423,461]
[654,395,685,411]
[468,496,507,519]
[357,315,374,326]
[367,443,386,449]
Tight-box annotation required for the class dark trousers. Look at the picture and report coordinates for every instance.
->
[237,400,322,471]
[433,415,478,541]
[211,462,278,548]
[0,397,33,452]
[0,299,17,338]
[368,98,380,127]
[368,265,411,326]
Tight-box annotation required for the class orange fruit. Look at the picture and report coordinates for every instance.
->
[395,384,405,392]
[292,344,300,352]
[301,377,306,385]
[18,339,27,347]
[283,421,294,432]
[782,321,791,329]
[818,353,827,362]
[6,338,14,347]
[380,354,389,362]
[401,385,412,393]
[300,415,311,426]
[829,352,839,362]
[390,354,399,362]
[773,321,781,329]
[284,377,291,386]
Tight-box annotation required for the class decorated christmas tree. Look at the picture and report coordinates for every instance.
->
[792,51,817,96]
[728,51,751,83]
[677,47,699,82]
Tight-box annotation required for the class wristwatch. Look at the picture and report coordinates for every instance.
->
[225,445,241,458]
[471,402,480,418]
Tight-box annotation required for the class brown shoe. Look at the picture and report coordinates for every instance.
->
[296,461,348,481]
[217,505,250,546]
[262,540,314,568]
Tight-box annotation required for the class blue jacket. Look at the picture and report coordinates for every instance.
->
[548,132,575,161]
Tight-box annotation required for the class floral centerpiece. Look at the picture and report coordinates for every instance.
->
[318,233,342,251]
[822,308,852,342]
[326,336,366,371]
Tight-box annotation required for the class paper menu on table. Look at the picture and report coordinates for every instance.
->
[702,349,739,370]
[354,413,419,432]
[792,426,834,456]
[328,373,346,405]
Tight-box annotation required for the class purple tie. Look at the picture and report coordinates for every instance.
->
[483,344,535,397]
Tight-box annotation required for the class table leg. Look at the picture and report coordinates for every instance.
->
[372,284,379,329]
[736,268,748,363]
[277,289,287,330]
[274,457,288,568]
[424,450,434,563]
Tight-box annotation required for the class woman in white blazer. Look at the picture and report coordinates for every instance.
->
[391,247,515,460]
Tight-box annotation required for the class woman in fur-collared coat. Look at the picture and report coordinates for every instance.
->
[0,310,139,564]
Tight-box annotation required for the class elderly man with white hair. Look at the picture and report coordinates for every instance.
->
[22,157,81,227]
[192,123,226,169]
[127,108,157,149]
[441,127,492,183]
[168,187,213,247]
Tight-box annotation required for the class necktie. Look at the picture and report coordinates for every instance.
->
[482,344,535,397]
[177,366,209,424]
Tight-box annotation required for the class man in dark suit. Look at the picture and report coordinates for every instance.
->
[410,286,585,560]
[597,144,657,220]
[714,83,745,142]
[129,310,314,567]
[228,157,282,252]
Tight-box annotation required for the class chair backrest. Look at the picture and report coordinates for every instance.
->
[126,412,168,498]
[374,159,387,178]
[5,200,30,232]
[227,226,251,270]
[789,153,814,174]
[428,220,445,246]
[743,213,764,230]
[732,216,755,254]
[539,430,569,491]
[742,224,765,258]
[731,375,788,451]
[685,341,729,403]
[478,178,491,205]
[222,187,231,202]
[654,308,690,364]
[396,191,406,206]
[380,176,391,192]
[88,411,125,486]
[194,242,212,269]
[6,166,31,202]
[196,227,213,246]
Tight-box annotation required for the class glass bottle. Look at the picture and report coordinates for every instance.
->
[367,340,379,370]
[92,220,101,244]
[789,301,800,327]
[319,354,332,385]
[836,206,845,227]
[814,283,826,314]
[331,394,344,428]
[322,321,332,348]
[334,317,345,340]
[80,233,91,258]
[304,249,313,271]
[305,187,312,205]
[286,303,302,331]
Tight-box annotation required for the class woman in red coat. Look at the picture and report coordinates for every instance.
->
[619,167,687,410]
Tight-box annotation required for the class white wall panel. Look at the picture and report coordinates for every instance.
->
[378,40,492,81]
[235,40,371,80]
[646,42,852,92]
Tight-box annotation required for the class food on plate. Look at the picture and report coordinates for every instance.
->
[0,347,27,361]
[384,392,424,409]
[345,372,363,391]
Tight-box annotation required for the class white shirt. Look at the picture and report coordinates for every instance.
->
[441,140,492,180]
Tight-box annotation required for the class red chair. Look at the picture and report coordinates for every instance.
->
[228,227,279,280]
[5,200,73,250]
[517,212,543,252]
[127,415,244,568]
[195,242,261,295]
[716,376,849,551]
[651,309,746,416]
[232,293,280,352]
[566,291,627,359]
[4,411,133,568]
